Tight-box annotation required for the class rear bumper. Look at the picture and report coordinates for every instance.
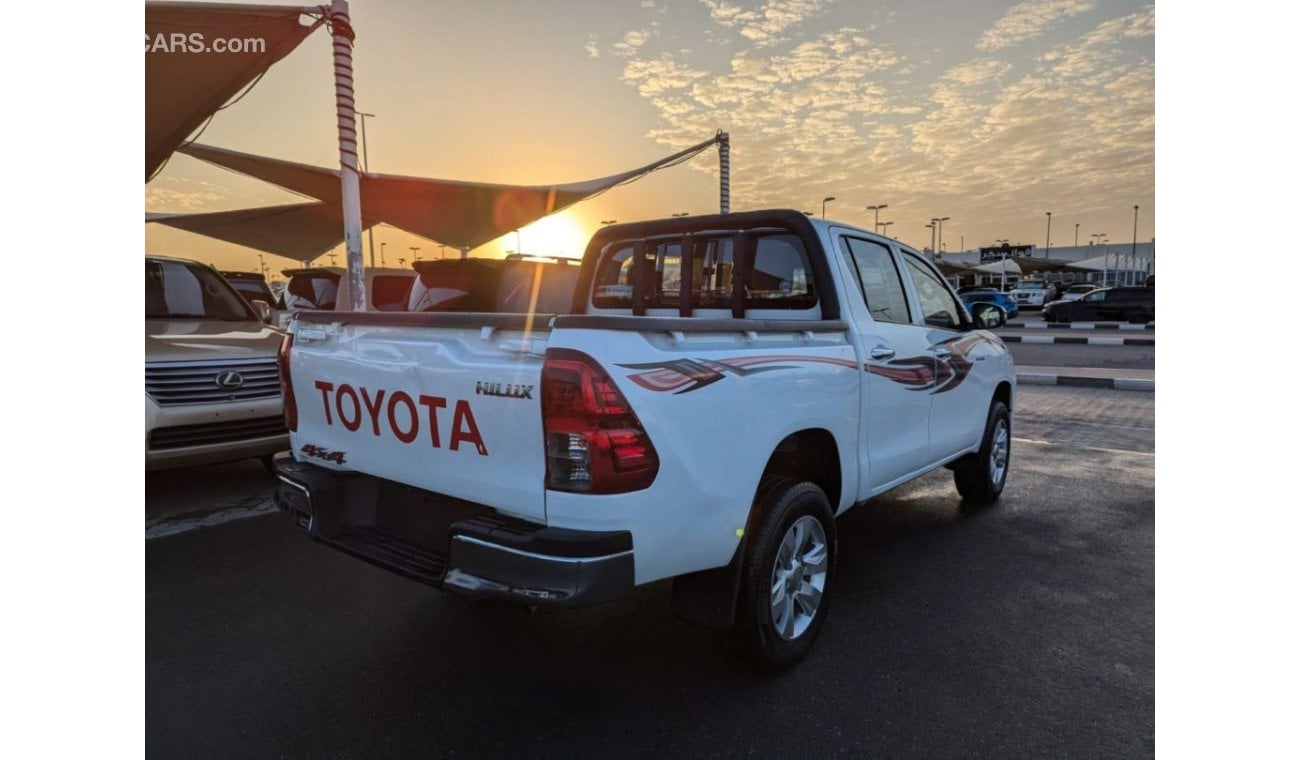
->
[272,455,634,607]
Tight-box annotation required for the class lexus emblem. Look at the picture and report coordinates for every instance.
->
[214,371,245,390]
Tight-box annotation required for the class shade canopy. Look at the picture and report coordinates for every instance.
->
[147,202,376,262]
[176,135,722,251]
[933,260,973,276]
[146,2,323,181]
[971,257,1093,275]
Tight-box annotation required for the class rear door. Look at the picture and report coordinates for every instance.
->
[289,316,549,521]
[838,235,934,490]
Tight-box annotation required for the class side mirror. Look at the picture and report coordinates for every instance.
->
[970,302,1007,330]
[251,300,272,322]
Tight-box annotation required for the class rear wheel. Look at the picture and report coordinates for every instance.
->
[954,400,1011,505]
[735,478,836,671]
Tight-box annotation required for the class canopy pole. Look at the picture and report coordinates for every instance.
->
[717,130,730,214]
[328,0,366,311]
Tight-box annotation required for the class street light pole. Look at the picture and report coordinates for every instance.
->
[821,197,836,218]
[867,204,888,233]
[926,223,935,256]
[1044,211,1052,259]
[409,246,420,264]
[380,242,386,266]
[930,216,950,258]
[1074,223,1080,248]
[879,221,894,237]
[1131,205,1139,287]
[358,111,376,268]
[995,239,1009,290]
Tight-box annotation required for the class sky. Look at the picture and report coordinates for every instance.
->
[145,0,1155,275]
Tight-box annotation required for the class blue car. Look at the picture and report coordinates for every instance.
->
[959,288,1019,320]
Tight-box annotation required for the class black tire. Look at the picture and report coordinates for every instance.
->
[259,454,277,476]
[954,400,1011,505]
[735,477,837,671]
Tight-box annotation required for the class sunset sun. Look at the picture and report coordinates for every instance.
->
[515,212,588,258]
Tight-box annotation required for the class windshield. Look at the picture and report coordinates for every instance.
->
[146,260,256,321]
[1016,281,1045,290]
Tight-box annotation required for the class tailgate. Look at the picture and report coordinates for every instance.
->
[288,314,549,521]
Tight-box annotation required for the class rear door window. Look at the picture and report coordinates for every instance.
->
[840,237,910,324]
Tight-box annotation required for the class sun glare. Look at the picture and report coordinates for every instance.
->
[518,213,588,258]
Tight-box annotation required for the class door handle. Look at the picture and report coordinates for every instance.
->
[869,346,895,361]
[933,346,953,359]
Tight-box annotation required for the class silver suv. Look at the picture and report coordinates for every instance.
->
[145,256,288,470]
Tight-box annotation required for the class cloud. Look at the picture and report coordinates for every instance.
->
[145,179,226,211]
[613,27,658,58]
[700,0,837,47]
[977,0,1095,51]
[585,34,600,59]
[606,3,1152,241]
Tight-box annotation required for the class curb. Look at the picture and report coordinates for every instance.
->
[1005,321,1154,331]
[1016,372,1154,392]
[1002,335,1153,346]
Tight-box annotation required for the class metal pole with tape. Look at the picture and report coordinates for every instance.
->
[328,0,366,311]
[717,130,730,214]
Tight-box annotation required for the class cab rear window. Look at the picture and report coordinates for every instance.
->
[592,233,816,311]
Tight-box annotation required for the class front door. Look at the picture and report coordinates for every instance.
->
[838,236,935,491]
[899,252,995,463]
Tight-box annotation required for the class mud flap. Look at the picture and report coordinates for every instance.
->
[670,543,744,628]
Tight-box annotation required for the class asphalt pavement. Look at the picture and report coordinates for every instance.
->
[146,385,1154,758]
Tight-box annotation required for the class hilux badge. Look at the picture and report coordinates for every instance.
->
[475,381,534,399]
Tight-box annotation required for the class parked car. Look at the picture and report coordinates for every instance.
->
[146,256,288,470]
[407,254,581,313]
[274,265,416,327]
[959,288,1019,320]
[273,209,1015,670]
[1043,287,1154,324]
[219,270,276,318]
[1060,283,1099,302]
[1009,279,1055,309]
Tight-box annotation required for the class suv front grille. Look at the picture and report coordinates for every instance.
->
[146,357,280,406]
[148,416,288,450]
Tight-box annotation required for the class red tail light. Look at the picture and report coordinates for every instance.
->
[542,349,658,493]
[278,333,298,432]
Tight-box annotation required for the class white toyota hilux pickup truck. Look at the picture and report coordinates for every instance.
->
[274,210,1015,669]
